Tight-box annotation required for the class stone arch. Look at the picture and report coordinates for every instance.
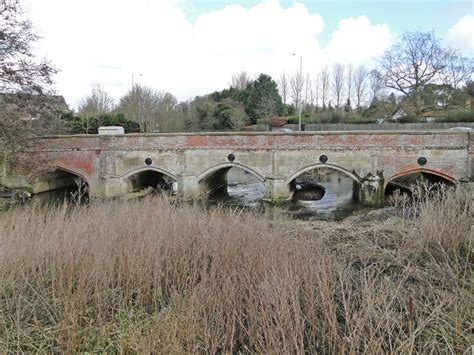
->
[197,162,265,200]
[30,165,89,185]
[385,167,456,187]
[384,167,456,196]
[197,162,265,183]
[285,163,366,203]
[28,166,90,197]
[285,163,362,185]
[123,166,177,181]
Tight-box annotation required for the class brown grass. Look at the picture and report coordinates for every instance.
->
[0,189,472,353]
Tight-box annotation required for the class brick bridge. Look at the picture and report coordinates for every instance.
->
[2,131,472,206]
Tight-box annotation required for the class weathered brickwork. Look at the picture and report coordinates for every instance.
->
[2,131,472,204]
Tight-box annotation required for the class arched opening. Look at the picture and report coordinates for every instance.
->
[125,168,177,197]
[287,164,362,218]
[31,168,89,205]
[385,169,455,197]
[198,164,265,206]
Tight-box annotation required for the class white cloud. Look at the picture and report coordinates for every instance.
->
[326,16,391,64]
[446,14,474,55]
[24,0,392,109]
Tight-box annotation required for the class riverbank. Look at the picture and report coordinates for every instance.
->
[0,189,472,353]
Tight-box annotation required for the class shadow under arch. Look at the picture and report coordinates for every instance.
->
[384,167,456,196]
[197,162,265,200]
[385,167,456,187]
[285,163,362,186]
[30,165,90,186]
[123,166,177,194]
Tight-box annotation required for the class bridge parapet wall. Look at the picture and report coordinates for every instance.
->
[31,131,470,151]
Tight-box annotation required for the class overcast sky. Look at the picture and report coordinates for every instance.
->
[24,0,473,109]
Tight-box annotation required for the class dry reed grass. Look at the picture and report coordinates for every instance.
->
[0,188,472,353]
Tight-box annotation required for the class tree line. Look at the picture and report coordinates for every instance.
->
[72,29,472,132]
[69,72,284,134]
[1,0,473,154]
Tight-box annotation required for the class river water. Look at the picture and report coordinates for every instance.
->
[210,168,367,221]
[31,167,375,220]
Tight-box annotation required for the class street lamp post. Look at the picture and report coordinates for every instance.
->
[292,54,303,131]
[131,73,143,88]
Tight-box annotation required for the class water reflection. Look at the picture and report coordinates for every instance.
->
[207,168,265,207]
[28,167,457,221]
[288,170,359,220]
[31,168,368,220]
[210,167,363,221]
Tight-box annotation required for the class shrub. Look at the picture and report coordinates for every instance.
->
[397,113,421,123]
[439,109,474,123]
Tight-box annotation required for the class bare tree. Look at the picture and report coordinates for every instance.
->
[314,73,320,110]
[278,72,289,106]
[443,53,474,89]
[158,92,178,132]
[304,73,313,109]
[369,69,385,103]
[78,84,113,114]
[354,65,369,110]
[231,70,251,90]
[320,66,330,110]
[77,84,114,131]
[331,63,345,109]
[226,101,247,131]
[119,84,161,133]
[378,31,451,113]
[346,63,354,105]
[290,71,304,114]
[256,96,277,124]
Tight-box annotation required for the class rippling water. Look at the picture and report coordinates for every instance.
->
[214,168,368,221]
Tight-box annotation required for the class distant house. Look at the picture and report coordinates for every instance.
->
[0,93,69,121]
[390,108,407,121]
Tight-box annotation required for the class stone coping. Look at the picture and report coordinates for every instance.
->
[37,130,472,140]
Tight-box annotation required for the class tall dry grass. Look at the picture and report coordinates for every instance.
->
[0,189,472,353]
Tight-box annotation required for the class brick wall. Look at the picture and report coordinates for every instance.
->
[8,131,471,186]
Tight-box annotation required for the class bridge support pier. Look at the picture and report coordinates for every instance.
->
[102,177,126,198]
[354,173,385,207]
[177,173,199,200]
[264,177,291,201]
